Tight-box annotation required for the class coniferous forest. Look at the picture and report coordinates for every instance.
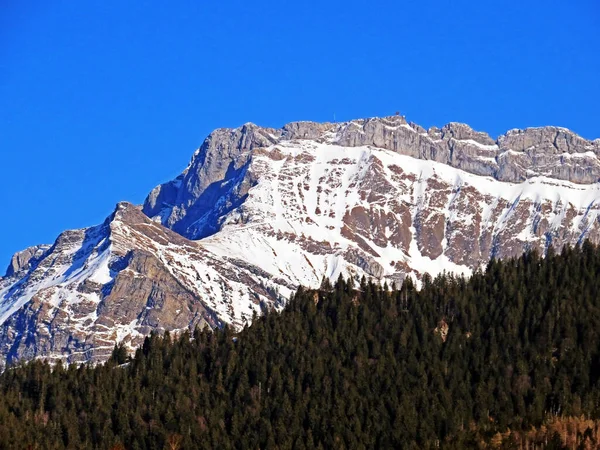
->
[3,244,600,448]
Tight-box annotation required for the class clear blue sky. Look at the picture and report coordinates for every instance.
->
[1,0,599,268]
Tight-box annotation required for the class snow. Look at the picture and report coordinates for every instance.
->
[0,228,115,326]
[0,217,123,330]
[200,140,600,293]
[3,133,600,364]
[459,139,499,151]
[378,150,600,210]
[561,151,597,159]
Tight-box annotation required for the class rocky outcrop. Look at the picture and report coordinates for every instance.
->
[97,249,213,335]
[331,118,600,183]
[5,245,50,277]
[496,127,600,183]
[144,124,280,239]
[0,202,287,369]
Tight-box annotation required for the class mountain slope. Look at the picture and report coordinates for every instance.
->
[0,203,288,368]
[1,115,600,366]
[3,245,600,448]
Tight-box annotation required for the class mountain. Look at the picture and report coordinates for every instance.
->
[1,115,600,367]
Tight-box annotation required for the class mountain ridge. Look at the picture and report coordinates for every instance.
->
[2,115,600,367]
[144,116,600,240]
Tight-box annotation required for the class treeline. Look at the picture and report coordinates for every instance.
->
[2,243,600,448]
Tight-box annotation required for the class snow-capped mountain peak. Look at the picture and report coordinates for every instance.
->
[2,115,600,367]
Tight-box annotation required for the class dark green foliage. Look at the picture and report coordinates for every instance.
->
[1,243,600,448]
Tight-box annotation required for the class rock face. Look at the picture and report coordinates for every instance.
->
[5,245,50,277]
[1,115,600,367]
[143,124,279,239]
[0,203,288,369]
[144,116,600,240]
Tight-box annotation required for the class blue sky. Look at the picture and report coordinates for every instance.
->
[1,0,599,268]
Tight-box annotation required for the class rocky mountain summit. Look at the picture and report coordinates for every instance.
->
[1,115,600,367]
[144,116,600,240]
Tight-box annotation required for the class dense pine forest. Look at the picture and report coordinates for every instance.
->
[2,243,600,449]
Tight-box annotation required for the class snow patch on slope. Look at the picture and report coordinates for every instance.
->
[0,226,116,327]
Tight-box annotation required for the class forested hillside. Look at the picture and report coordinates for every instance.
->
[2,243,600,449]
